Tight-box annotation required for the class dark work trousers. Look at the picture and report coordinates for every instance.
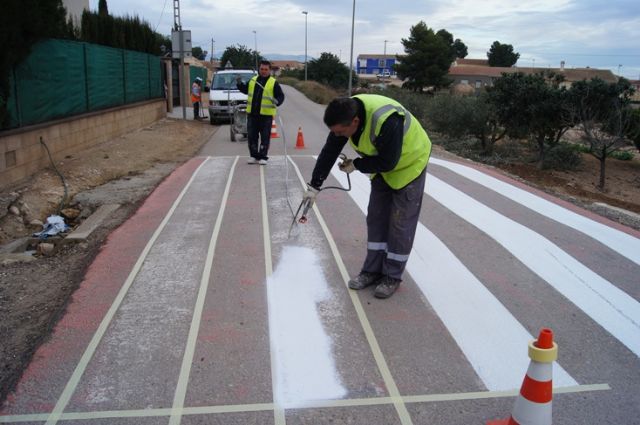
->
[362,166,427,280]
[193,101,200,119]
[247,114,274,160]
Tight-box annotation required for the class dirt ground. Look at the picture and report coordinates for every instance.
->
[0,118,216,403]
[0,117,638,405]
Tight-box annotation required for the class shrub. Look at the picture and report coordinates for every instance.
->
[542,142,583,170]
[295,80,339,105]
[610,150,634,161]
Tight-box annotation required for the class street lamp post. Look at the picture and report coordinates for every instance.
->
[348,0,356,96]
[383,39,388,74]
[253,30,257,70]
[302,11,308,81]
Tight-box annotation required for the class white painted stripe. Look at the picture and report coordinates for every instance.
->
[267,246,347,406]
[43,158,212,425]
[328,166,578,391]
[512,396,552,424]
[527,361,553,382]
[260,166,287,425]
[168,156,238,425]
[430,157,640,266]
[290,158,414,425]
[427,174,640,357]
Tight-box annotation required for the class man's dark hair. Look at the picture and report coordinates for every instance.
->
[324,97,358,127]
[260,60,271,67]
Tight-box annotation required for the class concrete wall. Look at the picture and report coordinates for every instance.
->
[0,100,165,190]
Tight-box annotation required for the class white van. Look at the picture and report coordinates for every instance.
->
[208,69,256,124]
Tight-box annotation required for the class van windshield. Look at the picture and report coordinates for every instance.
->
[212,72,254,90]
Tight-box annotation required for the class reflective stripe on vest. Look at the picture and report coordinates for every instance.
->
[247,76,277,116]
[351,94,431,189]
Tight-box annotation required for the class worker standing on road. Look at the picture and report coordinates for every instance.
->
[191,77,203,120]
[236,60,285,165]
[304,95,431,299]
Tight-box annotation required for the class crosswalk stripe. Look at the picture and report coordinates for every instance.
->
[329,166,577,391]
[430,157,640,265]
[427,173,640,357]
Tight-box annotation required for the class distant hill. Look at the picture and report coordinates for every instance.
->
[264,53,313,62]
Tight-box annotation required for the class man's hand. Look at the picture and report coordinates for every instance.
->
[303,184,319,206]
[339,158,356,174]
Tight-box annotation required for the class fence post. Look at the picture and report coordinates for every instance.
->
[83,43,90,112]
[122,49,127,104]
[12,66,22,128]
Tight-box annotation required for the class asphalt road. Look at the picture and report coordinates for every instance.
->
[1,86,639,424]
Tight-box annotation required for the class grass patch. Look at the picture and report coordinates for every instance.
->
[278,77,340,105]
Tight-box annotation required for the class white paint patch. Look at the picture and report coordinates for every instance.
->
[329,165,578,391]
[267,245,346,407]
[430,157,640,266]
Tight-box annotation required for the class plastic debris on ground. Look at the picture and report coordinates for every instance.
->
[33,215,68,239]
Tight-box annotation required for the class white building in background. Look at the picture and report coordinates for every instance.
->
[62,0,90,27]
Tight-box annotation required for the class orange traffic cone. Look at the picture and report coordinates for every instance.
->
[295,127,305,149]
[487,328,557,425]
[270,118,280,139]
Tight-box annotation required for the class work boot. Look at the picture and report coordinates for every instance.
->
[348,271,382,290]
[374,276,401,299]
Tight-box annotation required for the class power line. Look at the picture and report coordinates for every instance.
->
[154,0,169,32]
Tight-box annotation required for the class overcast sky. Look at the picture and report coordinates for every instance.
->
[94,0,640,79]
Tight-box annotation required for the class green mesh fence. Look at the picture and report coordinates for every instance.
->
[4,39,163,130]
[190,66,207,87]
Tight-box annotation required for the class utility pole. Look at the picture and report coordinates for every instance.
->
[173,0,186,120]
[252,30,258,70]
[302,11,308,81]
[348,0,356,96]
[211,38,214,63]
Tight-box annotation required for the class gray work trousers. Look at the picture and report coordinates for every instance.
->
[362,167,427,280]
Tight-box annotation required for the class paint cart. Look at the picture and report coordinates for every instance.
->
[229,101,247,142]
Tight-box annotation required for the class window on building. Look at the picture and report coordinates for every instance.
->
[359,59,367,68]
[475,80,482,88]
[378,59,385,68]
[461,79,469,85]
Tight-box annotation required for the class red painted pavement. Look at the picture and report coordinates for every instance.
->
[1,157,206,415]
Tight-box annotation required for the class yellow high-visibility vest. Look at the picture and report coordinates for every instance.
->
[247,77,277,116]
[350,94,431,189]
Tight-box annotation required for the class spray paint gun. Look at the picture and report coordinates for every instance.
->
[288,153,352,237]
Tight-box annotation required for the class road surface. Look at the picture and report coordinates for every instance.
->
[2,86,639,424]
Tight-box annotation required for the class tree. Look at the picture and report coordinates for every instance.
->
[570,77,636,189]
[98,0,109,16]
[0,0,75,128]
[192,47,207,61]
[220,44,262,69]
[79,11,166,54]
[435,29,468,60]
[487,72,573,168]
[307,52,353,89]
[487,41,520,67]
[425,93,504,154]
[628,108,640,152]
[453,39,468,59]
[395,22,453,92]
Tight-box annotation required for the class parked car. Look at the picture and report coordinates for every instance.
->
[208,69,256,124]
[377,70,391,79]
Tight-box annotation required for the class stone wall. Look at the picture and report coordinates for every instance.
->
[0,100,165,190]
